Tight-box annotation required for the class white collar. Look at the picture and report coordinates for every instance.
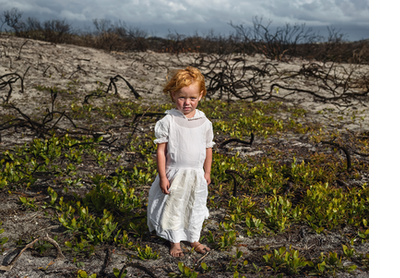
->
[166,109,206,120]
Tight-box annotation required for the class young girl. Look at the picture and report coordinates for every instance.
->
[147,66,214,257]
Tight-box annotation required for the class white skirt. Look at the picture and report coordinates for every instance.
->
[147,168,209,243]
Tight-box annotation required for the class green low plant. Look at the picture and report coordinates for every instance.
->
[289,158,318,186]
[218,230,237,250]
[114,230,134,248]
[320,252,342,275]
[0,87,368,277]
[248,162,287,195]
[19,196,37,210]
[225,196,266,237]
[226,250,249,275]
[128,219,148,238]
[0,222,9,252]
[264,191,294,233]
[342,244,356,259]
[358,225,369,243]
[65,238,94,254]
[84,176,143,215]
[302,182,368,232]
[113,267,127,278]
[204,101,285,139]
[77,270,97,278]
[263,245,310,275]
[309,251,357,276]
[245,214,265,236]
[168,262,198,278]
[205,230,216,246]
[136,245,159,260]
[58,201,118,245]
[47,186,58,206]
[0,134,106,190]
[200,262,211,273]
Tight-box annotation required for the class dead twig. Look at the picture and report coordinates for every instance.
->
[99,248,112,277]
[0,72,24,103]
[68,65,87,79]
[16,40,32,60]
[1,103,77,138]
[225,170,245,197]
[0,234,65,272]
[220,133,254,148]
[106,74,141,99]
[321,140,352,172]
[194,250,211,270]
[84,74,140,104]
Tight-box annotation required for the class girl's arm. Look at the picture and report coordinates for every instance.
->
[157,142,170,194]
[204,147,212,185]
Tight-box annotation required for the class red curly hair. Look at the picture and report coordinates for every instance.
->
[163,66,207,100]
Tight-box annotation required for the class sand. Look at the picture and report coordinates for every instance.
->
[0,34,369,277]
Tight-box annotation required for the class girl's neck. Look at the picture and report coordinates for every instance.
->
[177,108,196,119]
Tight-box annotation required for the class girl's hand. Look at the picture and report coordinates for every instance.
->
[204,172,211,185]
[160,176,170,194]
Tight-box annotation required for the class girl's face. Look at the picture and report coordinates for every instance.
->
[172,82,203,118]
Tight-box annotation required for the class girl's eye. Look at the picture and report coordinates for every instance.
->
[191,97,197,100]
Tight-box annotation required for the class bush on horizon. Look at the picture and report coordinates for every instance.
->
[0,8,368,63]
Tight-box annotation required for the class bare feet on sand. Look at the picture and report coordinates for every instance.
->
[191,242,211,254]
[170,242,184,257]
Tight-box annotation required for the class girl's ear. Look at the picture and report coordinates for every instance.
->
[198,91,203,101]
[170,91,176,102]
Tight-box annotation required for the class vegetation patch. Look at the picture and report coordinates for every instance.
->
[0,18,368,277]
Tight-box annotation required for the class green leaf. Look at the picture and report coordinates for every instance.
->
[178,262,184,273]
[77,270,88,278]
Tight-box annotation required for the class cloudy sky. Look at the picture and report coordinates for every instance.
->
[0,0,369,41]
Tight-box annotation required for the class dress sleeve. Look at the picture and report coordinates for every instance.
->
[153,115,170,144]
[206,120,215,148]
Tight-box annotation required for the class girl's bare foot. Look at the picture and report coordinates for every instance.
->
[190,242,211,254]
[170,242,184,257]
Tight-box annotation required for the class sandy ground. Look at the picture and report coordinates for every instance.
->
[0,34,369,277]
[0,35,368,131]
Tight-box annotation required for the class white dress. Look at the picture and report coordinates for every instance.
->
[147,109,215,243]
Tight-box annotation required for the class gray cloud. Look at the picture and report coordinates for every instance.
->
[0,0,369,41]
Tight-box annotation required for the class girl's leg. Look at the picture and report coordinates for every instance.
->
[190,241,211,254]
[170,242,184,257]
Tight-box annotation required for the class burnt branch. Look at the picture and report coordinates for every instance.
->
[1,103,47,136]
[220,133,254,148]
[42,65,60,77]
[194,54,279,101]
[225,169,245,197]
[16,40,33,60]
[106,74,141,99]
[0,72,24,103]
[84,74,140,104]
[68,65,87,79]
[321,140,352,172]
[1,103,78,138]
[0,234,65,272]
[272,62,369,106]
[192,52,368,107]
[99,248,112,277]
